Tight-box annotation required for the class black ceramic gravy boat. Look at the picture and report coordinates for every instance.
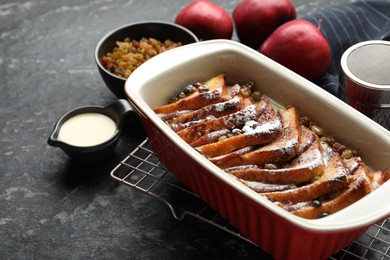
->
[48,99,132,164]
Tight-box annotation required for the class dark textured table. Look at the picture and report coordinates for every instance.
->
[0,0,374,259]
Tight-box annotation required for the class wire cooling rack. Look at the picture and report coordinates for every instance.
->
[111,138,390,260]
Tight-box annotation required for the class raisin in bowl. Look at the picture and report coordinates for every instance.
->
[95,21,198,99]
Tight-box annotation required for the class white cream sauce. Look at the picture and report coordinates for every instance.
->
[57,113,117,147]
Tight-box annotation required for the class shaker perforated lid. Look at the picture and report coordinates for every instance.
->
[340,40,390,108]
[346,42,390,86]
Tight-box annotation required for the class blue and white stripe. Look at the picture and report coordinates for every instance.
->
[302,1,390,96]
[300,1,390,128]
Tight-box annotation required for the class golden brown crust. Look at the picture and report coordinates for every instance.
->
[154,74,227,114]
[222,106,300,167]
[176,101,262,144]
[155,74,390,219]
[261,146,349,204]
[241,181,296,193]
[169,97,241,129]
[225,137,324,184]
[289,166,373,219]
[195,98,282,158]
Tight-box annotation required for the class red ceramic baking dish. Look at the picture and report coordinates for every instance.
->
[124,40,390,260]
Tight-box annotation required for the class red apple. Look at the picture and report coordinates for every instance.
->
[233,0,296,49]
[259,19,331,81]
[175,0,233,40]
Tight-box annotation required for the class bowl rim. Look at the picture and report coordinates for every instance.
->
[124,39,390,232]
[94,20,199,82]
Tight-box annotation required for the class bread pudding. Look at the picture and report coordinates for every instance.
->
[153,74,390,219]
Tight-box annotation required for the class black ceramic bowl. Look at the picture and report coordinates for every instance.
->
[48,99,133,164]
[95,21,199,99]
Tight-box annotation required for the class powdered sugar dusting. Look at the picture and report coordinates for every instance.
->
[213,97,240,112]
[242,120,282,136]
[205,129,230,140]
[225,105,257,126]
[202,89,221,100]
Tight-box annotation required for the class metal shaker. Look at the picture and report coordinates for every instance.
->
[339,40,390,129]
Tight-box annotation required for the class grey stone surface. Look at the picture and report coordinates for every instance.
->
[0,0,359,259]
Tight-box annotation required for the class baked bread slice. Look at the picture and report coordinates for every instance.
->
[261,145,349,203]
[154,73,228,115]
[169,97,242,131]
[210,124,314,169]
[195,98,282,158]
[214,106,300,168]
[286,165,373,219]
[225,136,324,185]
[176,100,263,144]
[155,74,390,219]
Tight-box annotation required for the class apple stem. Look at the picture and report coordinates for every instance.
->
[317,19,323,31]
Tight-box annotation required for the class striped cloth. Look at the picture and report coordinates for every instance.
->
[302,0,390,129]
